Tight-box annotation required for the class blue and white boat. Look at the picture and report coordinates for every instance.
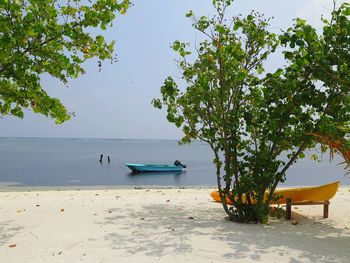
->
[126,163,186,173]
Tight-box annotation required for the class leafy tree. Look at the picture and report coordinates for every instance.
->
[0,0,129,123]
[153,0,350,223]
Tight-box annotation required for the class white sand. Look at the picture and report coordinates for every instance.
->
[0,187,350,263]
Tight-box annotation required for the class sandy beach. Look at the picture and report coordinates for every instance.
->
[0,187,350,263]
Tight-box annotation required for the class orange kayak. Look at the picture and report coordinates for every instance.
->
[210,181,340,205]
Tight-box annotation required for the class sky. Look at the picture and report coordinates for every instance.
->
[0,0,346,139]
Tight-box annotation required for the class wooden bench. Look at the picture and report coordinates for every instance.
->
[285,197,330,220]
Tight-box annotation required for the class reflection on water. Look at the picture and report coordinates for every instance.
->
[127,171,183,176]
[127,171,183,184]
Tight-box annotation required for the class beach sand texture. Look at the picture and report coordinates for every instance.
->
[0,187,350,263]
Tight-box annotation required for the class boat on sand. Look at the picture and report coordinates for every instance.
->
[210,181,340,205]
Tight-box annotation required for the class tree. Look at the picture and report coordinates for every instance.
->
[278,1,350,163]
[0,0,130,123]
[153,0,350,223]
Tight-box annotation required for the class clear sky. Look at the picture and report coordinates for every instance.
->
[0,0,345,139]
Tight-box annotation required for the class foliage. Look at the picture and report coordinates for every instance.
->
[0,0,129,123]
[268,206,285,219]
[153,0,350,223]
[277,2,350,173]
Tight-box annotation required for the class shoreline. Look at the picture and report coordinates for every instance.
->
[0,184,218,192]
[1,181,349,192]
[1,187,350,262]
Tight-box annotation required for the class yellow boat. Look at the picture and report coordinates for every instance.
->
[210,181,340,205]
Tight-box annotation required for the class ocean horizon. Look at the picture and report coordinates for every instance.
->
[0,137,349,188]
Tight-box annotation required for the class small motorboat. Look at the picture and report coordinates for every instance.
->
[126,160,186,173]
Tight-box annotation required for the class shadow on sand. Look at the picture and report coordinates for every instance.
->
[99,204,350,262]
[0,220,23,246]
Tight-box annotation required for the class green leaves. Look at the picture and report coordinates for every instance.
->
[172,41,191,57]
[298,152,306,159]
[311,154,319,161]
[154,1,350,223]
[151,99,162,110]
[185,10,193,18]
[0,0,129,122]
[154,1,283,223]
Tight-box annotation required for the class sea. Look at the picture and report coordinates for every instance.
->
[0,137,349,188]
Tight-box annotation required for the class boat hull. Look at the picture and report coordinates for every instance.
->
[274,181,340,203]
[126,163,183,173]
[210,181,340,205]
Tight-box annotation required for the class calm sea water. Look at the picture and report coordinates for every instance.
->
[0,137,349,188]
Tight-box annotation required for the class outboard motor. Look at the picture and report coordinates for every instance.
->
[174,160,187,168]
